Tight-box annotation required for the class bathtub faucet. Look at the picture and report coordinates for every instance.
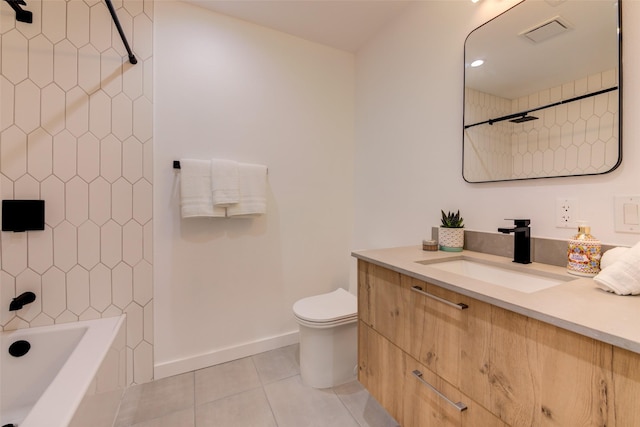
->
[9,291,36,311]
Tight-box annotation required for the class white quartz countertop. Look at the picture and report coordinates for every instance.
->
[352,246,640,355]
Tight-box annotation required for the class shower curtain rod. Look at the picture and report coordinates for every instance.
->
[3,0,136,64]
[3,0,32,23]
[464,86,618,129]
[105,0,137,65]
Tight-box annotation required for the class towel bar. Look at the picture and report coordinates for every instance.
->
[173,160,268,174]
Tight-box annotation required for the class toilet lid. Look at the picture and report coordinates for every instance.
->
[293,288,357,323]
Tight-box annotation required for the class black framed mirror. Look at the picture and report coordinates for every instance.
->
[463,0,621,183]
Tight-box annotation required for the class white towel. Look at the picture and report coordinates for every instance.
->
[211,159,239,207]
[594,242,640,295]
[226,163,267,217]
[600,247,630,270]
[179,159,226,218]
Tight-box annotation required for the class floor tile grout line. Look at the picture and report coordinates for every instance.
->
[192,370,197,427]
[194,384,264,410]
[127,371,196,427]
[332,386,365,427]
[250,347,303,387]
[116,344,402,427]
[259,382,281,427]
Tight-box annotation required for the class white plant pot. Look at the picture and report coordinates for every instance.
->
[439,227,464,252]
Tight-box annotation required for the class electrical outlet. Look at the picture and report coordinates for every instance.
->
[556,198,577,228]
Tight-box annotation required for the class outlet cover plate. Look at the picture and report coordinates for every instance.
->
[556,198,577,228]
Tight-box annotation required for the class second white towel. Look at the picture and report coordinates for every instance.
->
[226,163,268,217]
[211,159,239,207]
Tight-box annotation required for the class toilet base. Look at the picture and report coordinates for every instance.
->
[298,320,357,389]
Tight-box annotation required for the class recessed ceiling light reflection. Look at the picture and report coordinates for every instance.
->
[470,59,484,67]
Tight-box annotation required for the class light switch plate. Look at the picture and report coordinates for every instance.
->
[614,195,640,233]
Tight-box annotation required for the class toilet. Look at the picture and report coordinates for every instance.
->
[293,287,358,389]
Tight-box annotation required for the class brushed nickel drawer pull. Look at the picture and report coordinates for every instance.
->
[412,370,468,412]
[411,286,469,310]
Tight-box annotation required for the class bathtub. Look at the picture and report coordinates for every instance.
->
[1,315,126,427]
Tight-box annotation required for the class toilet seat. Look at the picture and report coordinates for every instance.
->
[293,288,357,327]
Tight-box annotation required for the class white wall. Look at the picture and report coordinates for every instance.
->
[354,0,640,251]
[154,1,355,377]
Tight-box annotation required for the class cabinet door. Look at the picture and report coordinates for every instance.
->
[612,346,640,427]
[403,353,507,427]
[358,322,405,425]
[476,307,614,426]
[404,275,492,390]
[358,320,369,389]
[360,262,410,347]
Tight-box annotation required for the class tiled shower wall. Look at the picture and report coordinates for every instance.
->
[463,87,513,181]
[0,0,153,384]
[464,68,619,181]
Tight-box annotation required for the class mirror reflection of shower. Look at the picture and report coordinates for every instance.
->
[463,0,621,183]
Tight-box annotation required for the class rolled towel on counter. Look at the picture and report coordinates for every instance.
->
[600,246,630,270]
[226,163,267,217]
[179,159,226,218]
[594,241,640,295]
[211,159,239,207]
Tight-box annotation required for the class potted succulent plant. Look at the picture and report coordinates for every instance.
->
[439,210,465,252]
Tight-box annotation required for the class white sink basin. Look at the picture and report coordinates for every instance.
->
[419,258,574,293]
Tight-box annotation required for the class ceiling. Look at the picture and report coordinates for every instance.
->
[181,0,413,52]
[465,0,619,99]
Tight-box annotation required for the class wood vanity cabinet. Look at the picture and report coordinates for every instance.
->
[357,260,640,427]
[359,320,504,427]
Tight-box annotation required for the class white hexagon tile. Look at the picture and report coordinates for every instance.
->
[0,0,154,385]
[464,68,619,182]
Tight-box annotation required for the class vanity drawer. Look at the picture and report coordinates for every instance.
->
[464,306,615,426]
[357,259,640,426]
[358,321,405,425]
[358,261,491,389]
[403,353,506,427]
[403,275,491,389]
[357,261,409,346]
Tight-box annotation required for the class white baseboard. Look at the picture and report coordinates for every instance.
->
[154,330,300,380]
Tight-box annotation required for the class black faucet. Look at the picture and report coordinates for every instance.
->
[498,219,531,264]
[9,291,36,311]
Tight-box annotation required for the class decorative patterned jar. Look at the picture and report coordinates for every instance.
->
[567,223,601,277]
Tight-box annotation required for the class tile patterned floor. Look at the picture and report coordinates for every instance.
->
[114,344,399,427]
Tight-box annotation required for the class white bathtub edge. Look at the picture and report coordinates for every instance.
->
[20,315,126,427]
[154,330,299,379]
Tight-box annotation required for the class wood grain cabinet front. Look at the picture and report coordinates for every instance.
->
[358,321,505,427]
[464,307,615,426]
[358,320,406,425]
[403,274,491,391]
[403,352,507,427]
[358,260,408,345]
[357,260,640,427]
[357,260,492,389]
